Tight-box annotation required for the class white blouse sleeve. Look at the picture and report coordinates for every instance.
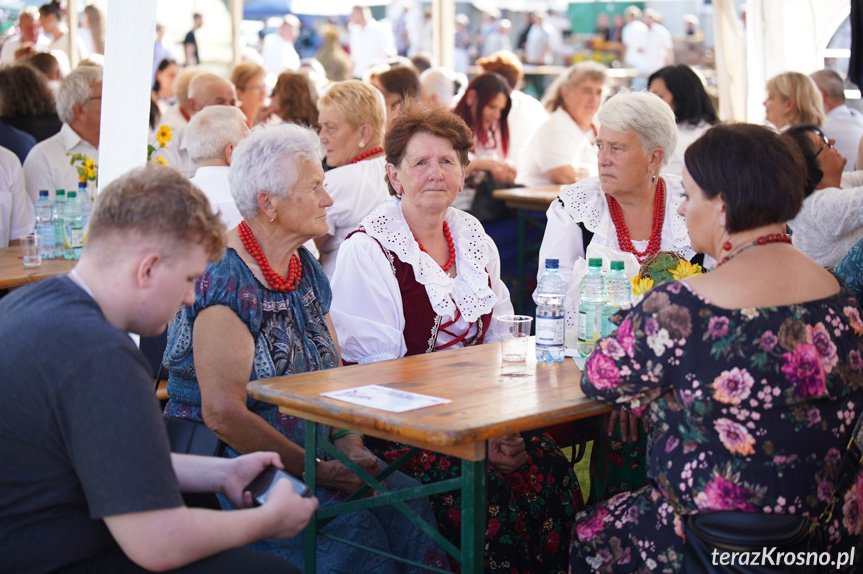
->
[808,185,863,238]
[535,197,584,301]
[484,235,515,342]
[329,233,407,363]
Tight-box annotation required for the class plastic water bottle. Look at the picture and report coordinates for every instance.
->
[535,258,566,363]
[601,261,632,337]
[578,258,605,357]
[63,189,84,260]
[77,180,92,227]
[52,189,66,258]
[34,190,55,259]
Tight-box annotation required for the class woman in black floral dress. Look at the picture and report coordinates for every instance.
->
[572,124,863,572]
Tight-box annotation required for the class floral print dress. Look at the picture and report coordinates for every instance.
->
[571,280,863,573]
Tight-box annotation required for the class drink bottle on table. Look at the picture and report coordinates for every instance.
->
[63,189,84,260]
[536,258,566,363]
[53,189,66,258]
[34,190,54,260]
[578,257,604,357]
[601,260,631,337]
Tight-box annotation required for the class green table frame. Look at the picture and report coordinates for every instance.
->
[302,421,487,573]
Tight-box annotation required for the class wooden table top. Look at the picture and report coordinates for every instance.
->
[0,246,76,290]
[247,339,610,461]
[493,186,560,212]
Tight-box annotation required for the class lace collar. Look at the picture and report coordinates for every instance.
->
[557,174,694,260]
[361,198,497,321]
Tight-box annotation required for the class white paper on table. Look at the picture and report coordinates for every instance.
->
[563,244,641,348]
[320,385,452,413]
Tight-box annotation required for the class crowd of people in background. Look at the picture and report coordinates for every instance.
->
[1,2,863,574]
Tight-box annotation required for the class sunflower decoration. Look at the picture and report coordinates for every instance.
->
[631,251,702,297]
[68,153,97,185]
[147,125,172,164]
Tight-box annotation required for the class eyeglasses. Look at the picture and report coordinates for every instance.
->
[811,130,835,158]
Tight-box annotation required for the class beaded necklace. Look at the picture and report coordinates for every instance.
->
[415,221,456,272]
[715,233,792,268]
[238,221,302,291]
[350,146,384,164]
[607,177,666,263]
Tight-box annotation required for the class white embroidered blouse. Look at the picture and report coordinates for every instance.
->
[330,198,514,364]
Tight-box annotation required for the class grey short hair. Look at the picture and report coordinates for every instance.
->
[229,123,323,219]
[596,90,678,169]
[810,69,845,102]
[420,67,457,106]
[56,66,102,124]
[185,106,248,164]
[542,61,608,113]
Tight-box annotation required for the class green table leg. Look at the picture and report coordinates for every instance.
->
[305,420,318,573]
[460,457,487,574]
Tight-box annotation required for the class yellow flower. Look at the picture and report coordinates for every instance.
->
[84,157,95,170]
[670,260,703,281]
[631,276,654,296]
[78,175,86,183]
[156,125,172,147]
[85,166,97,179]
[153,156,169,166]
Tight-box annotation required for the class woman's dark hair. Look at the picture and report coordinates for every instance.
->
[384,100,473,197]
[648,65,718,127]
[149,92,160,130]
[377,65,421,106]
[784,123,826,198]
[272,72,319,130]
[453,73,511,158]
[684,124,805,232]
[152,58,177,94]
[38,0,62,19]
[0,65,56,117]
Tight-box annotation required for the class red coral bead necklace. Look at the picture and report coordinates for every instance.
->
[415,221,456,272]
[607,177,666,264]
[238,221,302,291]
[715,233,792,268]
[350,146,384,164]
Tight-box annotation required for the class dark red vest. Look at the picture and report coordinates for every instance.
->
[347,229,492,356]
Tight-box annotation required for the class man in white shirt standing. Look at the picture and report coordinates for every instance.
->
[811,69,863,171]
[151,73,236,178]
[642,10,674,77]
[0,7,50,67]
[23,66,101,204]
[621,6,648,89]
[261,16,301,81]
[348,5,395,80]
[187,106,248,230]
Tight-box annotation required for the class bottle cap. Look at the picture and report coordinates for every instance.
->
[588,257,603,267]
[545,258,559,270]
[610,260,624,270]
[67,190,77,199]
[56,189,65,197]
[39,189,49,197]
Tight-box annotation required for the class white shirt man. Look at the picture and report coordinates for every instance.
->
[0,146,34,247]
[0,10,50,67]
[23,67,102,204]
[261,17,301,78]
[642,16,673,76]
[621,12,648,78]
[823,105,863,171]
[348,7,395,79]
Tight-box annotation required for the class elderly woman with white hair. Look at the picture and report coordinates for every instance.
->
[518,61,607,186]
[162,123,450,574]
[537,90,698,501]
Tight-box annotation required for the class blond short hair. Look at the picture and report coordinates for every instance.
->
[767,72,826,127]
[317,80,386,146]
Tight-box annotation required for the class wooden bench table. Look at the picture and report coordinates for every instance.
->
[0,246,76,290]
[247,339,610,573]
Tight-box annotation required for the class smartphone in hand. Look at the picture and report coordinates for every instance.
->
[244,465,311,505]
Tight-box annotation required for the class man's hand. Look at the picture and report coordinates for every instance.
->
[488,434,528,474]
[220,452,284,508]
[262,480,319,539]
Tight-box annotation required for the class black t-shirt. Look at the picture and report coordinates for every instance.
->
[0,276,183,573]
[184,30,198,64]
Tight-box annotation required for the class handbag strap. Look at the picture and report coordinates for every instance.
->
[820,411,863,524]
